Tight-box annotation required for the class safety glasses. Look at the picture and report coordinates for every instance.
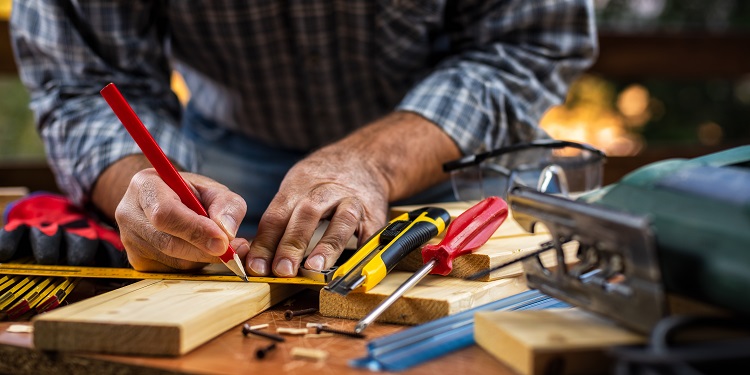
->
[443,139,606,201]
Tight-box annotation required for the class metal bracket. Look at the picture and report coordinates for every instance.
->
[508,185,666,334]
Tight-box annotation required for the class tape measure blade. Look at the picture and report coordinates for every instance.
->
[0,263,324,285]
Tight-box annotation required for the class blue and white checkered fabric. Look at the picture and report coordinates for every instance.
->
[10,0,597,206]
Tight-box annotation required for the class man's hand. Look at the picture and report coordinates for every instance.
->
[246,111,461,277]
[93,155,250,272]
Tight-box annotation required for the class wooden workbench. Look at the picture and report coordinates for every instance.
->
[0,287,516,375]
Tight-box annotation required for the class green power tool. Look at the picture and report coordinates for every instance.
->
[581,145,750,314]
[507,145,750,333]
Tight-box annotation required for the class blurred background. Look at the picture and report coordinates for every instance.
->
[1,0,749,192]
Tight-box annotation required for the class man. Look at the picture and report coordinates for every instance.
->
[10,1,597,278]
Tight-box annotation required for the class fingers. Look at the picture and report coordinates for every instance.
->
[196,176,247,240]
[271,198,329,277]
[246,202,291,276]
[303,200,362,272]
[116,169,245,272]
[247,192,375,278]
[121,229,209,271]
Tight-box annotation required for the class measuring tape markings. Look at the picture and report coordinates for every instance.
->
[0,263,325,286]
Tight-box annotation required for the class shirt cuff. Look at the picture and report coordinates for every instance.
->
[53,101,197,207]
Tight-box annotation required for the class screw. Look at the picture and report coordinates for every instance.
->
[316,326,366,339]
[255,342,277,359]
[242,324,286,342]
[284,307,318,320]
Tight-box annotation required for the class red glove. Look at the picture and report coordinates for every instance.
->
[0,192,129,267]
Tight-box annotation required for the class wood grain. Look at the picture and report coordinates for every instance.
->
[319,271,529,325]
[32,280,299,356]
[395,234,576,281]
[391,201,546,239]
[474,308,645,375]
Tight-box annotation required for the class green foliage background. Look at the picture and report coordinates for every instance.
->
[0,76,44,161]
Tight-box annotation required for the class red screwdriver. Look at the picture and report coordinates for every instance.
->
[354,196,509,333]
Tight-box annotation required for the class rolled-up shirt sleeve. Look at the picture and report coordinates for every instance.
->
[10,0,196,206]
[397,0,598,155]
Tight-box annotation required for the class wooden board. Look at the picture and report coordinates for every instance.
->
[396,234,582,281]
[0,187,28,225]
[32,279,300,356]
[391,201,547,239]
[319,271,529,325]
[474,308,645,375]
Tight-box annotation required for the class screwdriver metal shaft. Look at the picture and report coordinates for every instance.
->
[354,196,509,334]
[355,259,437,333]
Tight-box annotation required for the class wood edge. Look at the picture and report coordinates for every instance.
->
[474,311,531,375]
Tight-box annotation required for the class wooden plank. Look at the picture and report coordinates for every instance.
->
[395,234,582,281]
[319,271,529,325]
[0,187,28,225]
[390,201,546,239]
[32,280,300,356]
[474,308,645,375]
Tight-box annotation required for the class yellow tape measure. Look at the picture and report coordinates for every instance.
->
[0,263,325,286]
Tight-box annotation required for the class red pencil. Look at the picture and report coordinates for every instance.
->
[100,83,248,281]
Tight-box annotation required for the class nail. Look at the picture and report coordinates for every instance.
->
[316,326,366,339]
[207,238,225,255]
[249,258,268,276]
[255,342,277,359]
[305,255,325,271]
[242,324,285,342]
[275,258,294,277]
[236,242,250,254]
[220,215,238,237]
[284,308,318,320]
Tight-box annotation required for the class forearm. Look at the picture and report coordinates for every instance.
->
[331,111,461,202]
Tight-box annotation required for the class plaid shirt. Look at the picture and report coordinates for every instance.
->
[11,0,597,206]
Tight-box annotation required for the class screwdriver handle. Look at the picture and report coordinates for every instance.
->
[421,196,508,275]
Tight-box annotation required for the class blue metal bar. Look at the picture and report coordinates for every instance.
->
[350,289,568,372]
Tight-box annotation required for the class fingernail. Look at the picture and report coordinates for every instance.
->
[220,215,238,237]
[305,255,325,271]
[275,258,295,277]
[249,258,268,276]
[207,238,225,254]
[237,242,250,253]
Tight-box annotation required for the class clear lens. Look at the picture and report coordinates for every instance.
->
[450,145,604,201]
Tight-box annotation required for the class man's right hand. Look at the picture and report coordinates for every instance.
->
[92,155,250,272]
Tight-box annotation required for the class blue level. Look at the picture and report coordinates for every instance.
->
[350,289,568,371]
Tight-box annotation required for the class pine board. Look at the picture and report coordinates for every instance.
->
[474,308,645,375]
[391,201,547,239]
[396,234,582,281]
[33,279,299,356]
[319,271,529,325]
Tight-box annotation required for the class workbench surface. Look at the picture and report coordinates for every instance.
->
[0,288,516,375]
